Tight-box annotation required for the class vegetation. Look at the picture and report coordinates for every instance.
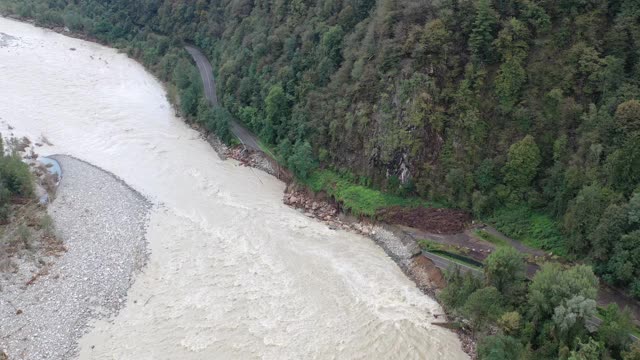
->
[3,0,640,354]
[3,0,639,290]
[0,137,34,221]
[305,169,439,216]
[474,229,509,248]
[442,250,636,359]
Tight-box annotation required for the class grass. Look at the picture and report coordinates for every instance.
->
[474,229,510,248]
[304,169,443,217]
[489,205,567,257]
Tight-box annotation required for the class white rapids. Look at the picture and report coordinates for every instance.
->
[0,17,469,360]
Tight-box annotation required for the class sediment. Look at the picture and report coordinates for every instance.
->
[0,155,150,360]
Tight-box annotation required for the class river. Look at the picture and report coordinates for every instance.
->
[0,17,468,359]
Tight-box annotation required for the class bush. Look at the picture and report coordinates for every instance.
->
[0,155,34,198]
[39,214,55,237]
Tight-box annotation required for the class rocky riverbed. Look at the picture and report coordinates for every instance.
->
[0,156,150,360]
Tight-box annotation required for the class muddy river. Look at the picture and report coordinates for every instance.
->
[0,17,468,359]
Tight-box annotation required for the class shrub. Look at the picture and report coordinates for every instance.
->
[0,155,34,198]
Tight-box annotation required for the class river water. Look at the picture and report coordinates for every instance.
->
[0,17,468,359]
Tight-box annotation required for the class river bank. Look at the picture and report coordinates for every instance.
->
[0,156,150,359]
[1,16,470,359]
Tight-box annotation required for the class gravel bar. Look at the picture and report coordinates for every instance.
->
[0,155,150,360]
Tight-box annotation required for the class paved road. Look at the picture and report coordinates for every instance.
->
[185,45,262,152]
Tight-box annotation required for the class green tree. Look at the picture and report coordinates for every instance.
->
[477,335,522,360]
[598,304,633,357]
[589,204,629,261]
[606,230,640,287]
[564,185,618,254]
[469,0,498,63]
[439,267,482,310]
[0,155,34,197]
[614,99,640,134]
[623,342,640,360]
[552,295,596,344]
[502,135,541,196]
[179,85,199,117]
[607,133,640,195]
[264,85,289,143]
[568,339,604,360]
[484,247,525,303]
[287,140,315,179]
[629,192,640,226]
[462,286,505,331]
[528,264,598,322]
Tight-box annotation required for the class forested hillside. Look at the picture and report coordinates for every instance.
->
[2,0,640,299]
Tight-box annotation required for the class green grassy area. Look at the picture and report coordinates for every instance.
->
[474,229,510,248]
[489,205,567,257]
[304,169,442,217]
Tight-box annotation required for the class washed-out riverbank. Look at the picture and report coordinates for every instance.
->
[0,16,469,359]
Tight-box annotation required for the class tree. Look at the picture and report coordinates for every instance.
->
[552,295,596,343]
[321,25,344,65]
[528,264,598,322]
[462,286,504,331]
[287,140,316,179]
[568,339,604,360]
[607,134,640,195]
[484,247,525,303]
[264,85,289,143]
[623,342,640,360]
[0,155,34,197]
[564,185,617,254]
[477,335,522,360]
[439,267,482,310]
[629,193,640,226]
[494,18,530,112]
[614,100,640,134]
[495,55,526,112]
[497,311,521,335]
[606,230,640,287]
[469,0,498,64]
[179,85,199,117]
[598,304,633,357]
[502,135,541,196]
[589,204,629,261]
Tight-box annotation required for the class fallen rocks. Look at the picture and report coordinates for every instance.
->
[283,188,379,236]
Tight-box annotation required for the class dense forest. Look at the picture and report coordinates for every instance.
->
[1,0,639,357]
